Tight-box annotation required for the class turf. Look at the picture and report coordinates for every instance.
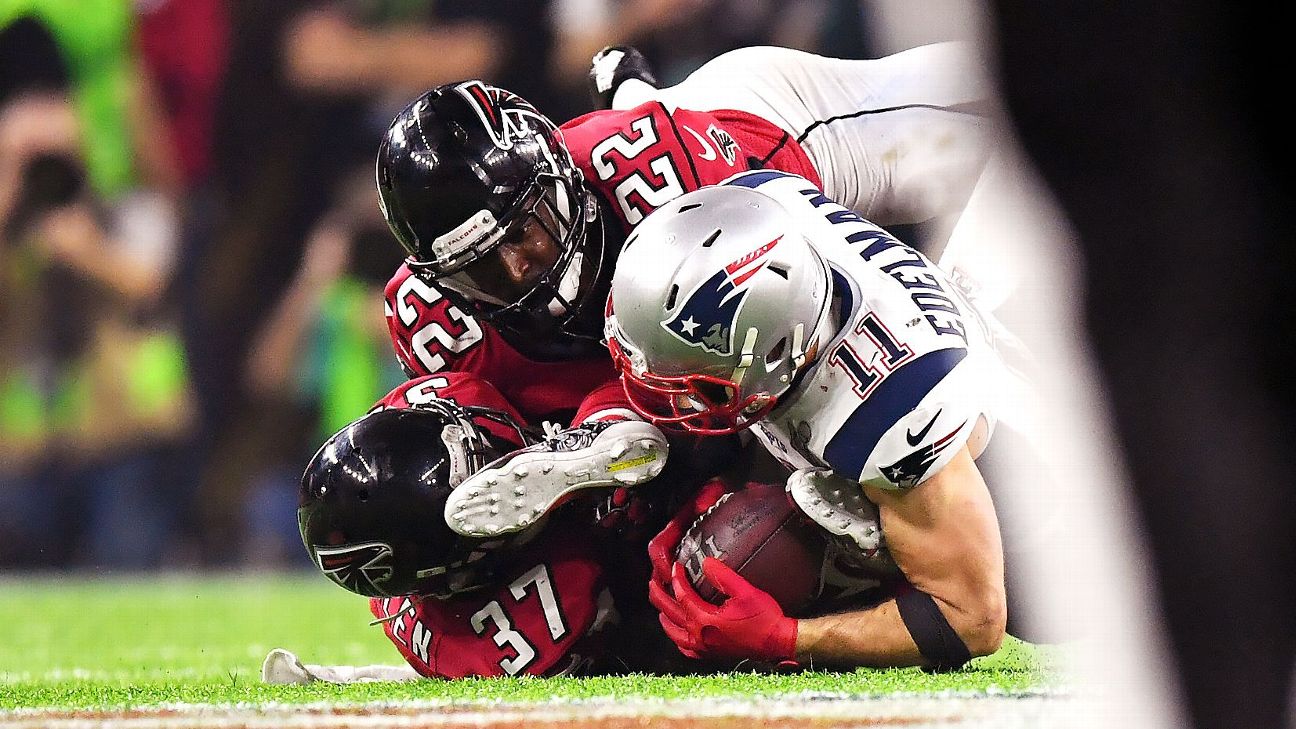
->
[0,574,1065,711]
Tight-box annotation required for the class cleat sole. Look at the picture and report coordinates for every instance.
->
[445,422,667,537]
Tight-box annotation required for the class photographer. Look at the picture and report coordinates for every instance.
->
[0,16,194,568]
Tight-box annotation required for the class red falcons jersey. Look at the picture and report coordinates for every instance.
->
[383,102,821,425]
[373,370,629,462]
[368,373,620,678]
[560,102,822,231]
[383,267,618,425]
[369,530,616,678]
[373,371,530,445]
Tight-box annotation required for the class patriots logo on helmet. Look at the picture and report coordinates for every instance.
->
[662,236,782,355]
[880,421,966,489]
[453,80,541,150]
[314,542,396,596]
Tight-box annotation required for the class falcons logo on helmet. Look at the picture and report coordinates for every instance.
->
[661,235,782,355]
[314,542,396,596]
[453,80,542,151]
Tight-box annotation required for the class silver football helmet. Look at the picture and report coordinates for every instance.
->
[605,185,835,434]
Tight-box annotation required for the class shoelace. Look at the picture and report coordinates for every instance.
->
[539,421,605,451]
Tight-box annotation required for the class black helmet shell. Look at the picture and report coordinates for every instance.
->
[298,406,502,598]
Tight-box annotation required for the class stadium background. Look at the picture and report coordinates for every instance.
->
[0,0,974,576]
[4,2,1292,728]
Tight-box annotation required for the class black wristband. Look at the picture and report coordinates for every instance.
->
[895,588,972,670]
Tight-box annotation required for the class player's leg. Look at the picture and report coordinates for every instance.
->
[651,43,994,227]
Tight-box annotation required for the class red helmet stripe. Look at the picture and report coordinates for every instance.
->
[724,235,781,287]
[468,84,498,125]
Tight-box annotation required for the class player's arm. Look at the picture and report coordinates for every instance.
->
[653,446,1005,669]
[570,378,644,425]
[795,446,1006,667]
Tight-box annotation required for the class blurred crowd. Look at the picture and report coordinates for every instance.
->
[0,0,894,571]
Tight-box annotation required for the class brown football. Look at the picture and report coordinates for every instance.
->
[674,481,827,617]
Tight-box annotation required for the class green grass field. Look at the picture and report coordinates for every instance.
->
[0,573,1065,712]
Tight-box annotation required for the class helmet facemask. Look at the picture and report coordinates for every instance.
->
[607,314,817,435]
[404,400,538,599]
[376,82,608,354]
[406,165,605,350]
[603,186,837,436]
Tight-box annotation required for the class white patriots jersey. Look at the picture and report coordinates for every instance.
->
[722,170,1008,490]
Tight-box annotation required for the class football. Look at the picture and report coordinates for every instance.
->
[674,481,828,617]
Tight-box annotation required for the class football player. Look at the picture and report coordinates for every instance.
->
[605,170,1029,670]
[277,372,675,682]
[374,42,995,538]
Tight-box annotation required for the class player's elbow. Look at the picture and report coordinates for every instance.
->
[952,587,1008,657]
[960,610,1007,658]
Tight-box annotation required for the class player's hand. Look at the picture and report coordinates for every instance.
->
[591,485,655,540]
[588,45,658,111]
[647,478,728,595]
[649,559,797,663]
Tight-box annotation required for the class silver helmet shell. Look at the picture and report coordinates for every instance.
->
[605,185,834,434]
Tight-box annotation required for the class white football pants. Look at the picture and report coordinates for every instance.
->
[618,42,995,228]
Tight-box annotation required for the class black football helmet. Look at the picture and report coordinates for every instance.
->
[298,401,532,599]
[376,81,608,357]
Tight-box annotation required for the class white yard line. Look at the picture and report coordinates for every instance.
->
[0,691,1092,729]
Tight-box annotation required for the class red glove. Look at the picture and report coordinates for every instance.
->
[648,558,798,663]
[647,478,728,595]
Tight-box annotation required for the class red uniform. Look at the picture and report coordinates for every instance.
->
[369,533,616,678]
[367,374,620,678]
[383,102,821,425]
[560,102,820,232]
[372,370,528,444]
[383,271,618,425]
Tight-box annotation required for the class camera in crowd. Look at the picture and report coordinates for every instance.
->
[2,151,89,243]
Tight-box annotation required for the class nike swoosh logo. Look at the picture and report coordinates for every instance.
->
[681,125,717,160]
[906,409,943,446]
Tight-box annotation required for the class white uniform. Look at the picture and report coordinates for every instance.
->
[619,43,994,229]
[719,169,1018,491]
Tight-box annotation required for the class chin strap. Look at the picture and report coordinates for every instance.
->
[547,251,584,316]
[790,322,807,370]
[730,326,761,387]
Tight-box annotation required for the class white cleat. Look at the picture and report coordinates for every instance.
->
[261,648,315,685]
[445,420,669,537]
